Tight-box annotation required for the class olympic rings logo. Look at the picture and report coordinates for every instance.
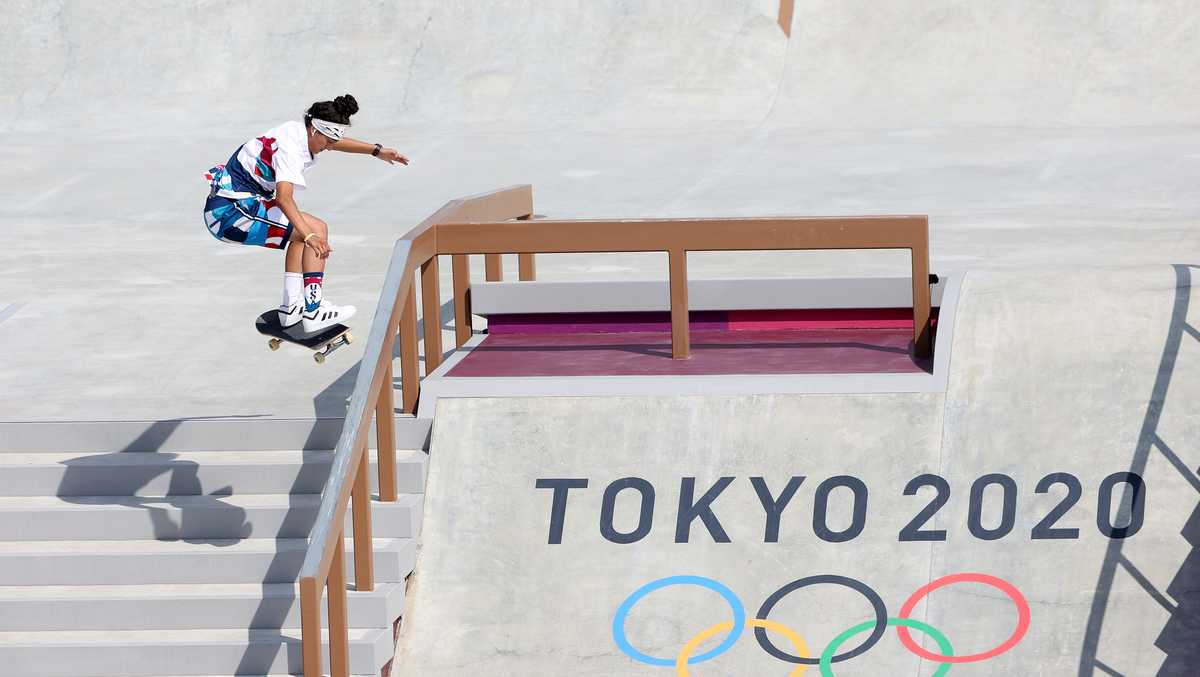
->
[612,572,1031,675]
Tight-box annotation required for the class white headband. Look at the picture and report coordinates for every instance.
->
[310,118,349,141]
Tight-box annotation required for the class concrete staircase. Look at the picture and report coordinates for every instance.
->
[0,442,427,676]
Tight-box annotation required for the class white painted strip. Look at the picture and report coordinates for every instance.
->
[0,303,24,326]
[18,174,88,211]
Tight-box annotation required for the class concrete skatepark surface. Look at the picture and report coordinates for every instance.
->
[2,0,1199,421]
[400,267,1200,675]
[2,2,1200,675]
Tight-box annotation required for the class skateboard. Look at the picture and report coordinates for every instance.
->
[255,310,353,364]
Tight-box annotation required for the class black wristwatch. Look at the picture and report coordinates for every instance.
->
[372,143,382,157]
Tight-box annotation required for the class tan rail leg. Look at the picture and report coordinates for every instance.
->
[911,244,932,358]
[351,449,375,592]
[452,254,472,348]
[399,284,420,414]
[516,214,536,281]
[328,531,350,677]
[299,577,322,677]
[375,359,397,502]
[669,249,690,359]
[421,256,444,373]
[485,254,503,281]
[518,253,536,281]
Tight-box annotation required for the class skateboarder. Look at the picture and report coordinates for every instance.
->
[202,94,408,333]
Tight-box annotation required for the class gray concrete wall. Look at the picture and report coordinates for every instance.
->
[1,0,783,136]
[6,1,1197,134]
[396,265,1200,675]
[775,1,1200,129]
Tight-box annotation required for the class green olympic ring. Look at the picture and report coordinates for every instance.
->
[819,618,954,677]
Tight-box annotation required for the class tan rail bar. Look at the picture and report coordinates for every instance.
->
[297,186,933,675]
[437,216,933,358]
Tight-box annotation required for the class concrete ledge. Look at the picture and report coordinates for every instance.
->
[0,415,431,453]
[472,276,946,315]
[0,537,416,586]
[414,273,963,414]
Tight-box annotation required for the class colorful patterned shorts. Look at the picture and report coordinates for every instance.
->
[202,165,293,250]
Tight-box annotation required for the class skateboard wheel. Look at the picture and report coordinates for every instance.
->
[314,352,326,364]
[344,331,354,344]
[268,339,282,351]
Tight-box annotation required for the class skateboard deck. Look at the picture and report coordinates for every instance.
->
[255,311,353,363]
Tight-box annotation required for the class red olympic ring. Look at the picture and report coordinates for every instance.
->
[896,572,1031,663]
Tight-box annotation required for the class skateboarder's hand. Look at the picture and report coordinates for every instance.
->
[377,148,409,165]
[305,234,332,259]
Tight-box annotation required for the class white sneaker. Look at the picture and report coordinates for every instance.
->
[301,301,356,333]
[277,302,303,329]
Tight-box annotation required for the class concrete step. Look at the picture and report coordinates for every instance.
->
[0,627,392,676]
[0,537,416,586]
[0,582,404,631]
[0,493,423,541]
[0,449,428,497]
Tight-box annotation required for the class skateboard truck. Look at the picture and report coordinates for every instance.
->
[267,331,354,363]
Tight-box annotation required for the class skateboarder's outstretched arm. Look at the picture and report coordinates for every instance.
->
[329,137,409,166]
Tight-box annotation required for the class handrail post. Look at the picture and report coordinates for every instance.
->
[910,239,932,358]
[517,214,536,281]
[668,248,690,359]
[375,360,398,502]
[351,446,374,592]
[485,253,503,281]
[299,576,322,677]
[328,531,350,677]
[421,256,444,373]
[518,253,536,281]
[451,254,473,348]
[399,282,420,414]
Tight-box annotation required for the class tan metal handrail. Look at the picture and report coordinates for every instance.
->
[298,186,932,676]
[297,185,534,677]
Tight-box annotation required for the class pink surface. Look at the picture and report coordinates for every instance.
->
[727,308,921,330]
[484,308,933,334]
[446,328,930,377]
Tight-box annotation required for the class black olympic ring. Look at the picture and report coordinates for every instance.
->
[753,574,888,665]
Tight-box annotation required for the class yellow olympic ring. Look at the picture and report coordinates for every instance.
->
[675,618,811,676]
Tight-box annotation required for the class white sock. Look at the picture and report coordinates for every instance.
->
[283,272,303,307]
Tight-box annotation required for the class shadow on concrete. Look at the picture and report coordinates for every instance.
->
[235,420,334,675]
[237,293,453,670]
[1157,501,1200,674]
[56,416,264,546]
[314,296,459,418]
[263,293,458,672]
[1079,264,1200,676]
[55,415,274,547]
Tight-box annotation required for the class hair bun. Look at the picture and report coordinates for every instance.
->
[333,94,359,117]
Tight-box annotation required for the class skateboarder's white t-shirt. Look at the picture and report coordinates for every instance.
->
[232,120,315,196]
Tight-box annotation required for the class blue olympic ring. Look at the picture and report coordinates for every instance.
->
[612,575,746,666]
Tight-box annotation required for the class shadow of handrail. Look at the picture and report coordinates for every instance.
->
[1078,264,1200,676]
